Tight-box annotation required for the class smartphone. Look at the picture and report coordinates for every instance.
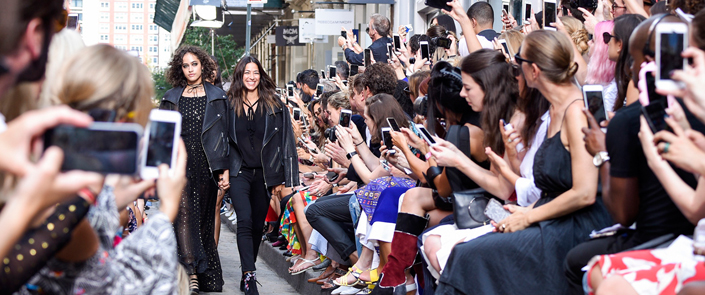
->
[381,127,395,154]
[582,84,607,124]
[544,0,557,30]
[341,30,347,39]
[503,4,510,16]
[364,48,372,67]
[416,124,437,146]
[350,64,359,76]
[641,100,671,134]
[321,70,326,80]
[655,22,688,91]
[501,119,526,152]
[326,171,339,182]
[562,5,569,16]
[329,66,337,80]
[293,108,301,121]
[386,117,400,132]
[424,0,452,11]
[387,43,394,60]
[287,85,294,99]
[525,2,532,22]
[303,172,316,179]
[141,110,181,179]
[499,39,510,55]
[435,37,451,49]
[646,70,667,105]
[484,199,511,223]
[393,34,402,52]
[316,83,324,97]
[420,41,430,62]
[43,122,142,174]
[340,109,352,128]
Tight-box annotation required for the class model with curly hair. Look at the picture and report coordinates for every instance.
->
[160,45,230,294]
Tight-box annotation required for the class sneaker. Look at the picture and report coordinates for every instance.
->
[228,210,238,221]
[243,272,260,295]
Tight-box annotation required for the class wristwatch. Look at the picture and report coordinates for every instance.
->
[593,151,610,167]
[346,151,358,160]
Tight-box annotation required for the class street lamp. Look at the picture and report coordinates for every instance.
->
[190,0,225,55]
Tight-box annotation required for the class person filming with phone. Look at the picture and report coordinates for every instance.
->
[339,14,394,65]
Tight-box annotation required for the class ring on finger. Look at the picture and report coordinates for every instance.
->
[663,142,671,153]
[508,138,514,143]
[500,224,506,231]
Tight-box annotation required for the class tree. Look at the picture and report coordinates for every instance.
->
[152,69,170,104]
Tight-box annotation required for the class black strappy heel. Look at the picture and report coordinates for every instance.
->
[189,276,199,294]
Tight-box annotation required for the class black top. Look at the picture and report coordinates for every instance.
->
[351,114,367,143]
[606,101,695,238]
[445,124,489,192]
[235,101,266,169]
[478,29,500,43]
[534,101,578,197]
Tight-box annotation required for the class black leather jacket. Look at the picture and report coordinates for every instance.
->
[228,99,299,189]
[159,82,229,177]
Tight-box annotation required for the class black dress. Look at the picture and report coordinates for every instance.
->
[435,115,612,294]
[174,95,224,291]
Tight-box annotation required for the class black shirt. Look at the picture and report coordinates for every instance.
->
[606,101,695,238]
[235,104,266,169]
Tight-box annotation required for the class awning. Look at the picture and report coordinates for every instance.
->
[154,0,181,31]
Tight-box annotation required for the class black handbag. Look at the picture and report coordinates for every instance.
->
[452,188,493,229]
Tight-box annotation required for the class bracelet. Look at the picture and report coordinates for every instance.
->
[79,188,97,204]
[425,152,432,160]
[355,140,364,146]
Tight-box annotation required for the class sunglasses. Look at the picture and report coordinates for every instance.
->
[612,3,626,9]
[514,53,536,67]
[603,32,615,44]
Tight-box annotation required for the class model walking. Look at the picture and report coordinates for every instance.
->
[161,45,230,294]
[227,56,298,295]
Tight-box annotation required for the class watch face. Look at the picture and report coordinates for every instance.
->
[593,154,603,167]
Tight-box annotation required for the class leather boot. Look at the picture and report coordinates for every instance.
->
[373,212,428,293]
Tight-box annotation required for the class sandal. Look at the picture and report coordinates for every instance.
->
[334,265,366,287]
[189,276,199,294]
[361,268,379,285]
[290,258,320,275]
[308,264,335,283]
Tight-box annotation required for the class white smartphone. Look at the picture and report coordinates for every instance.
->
[316,83,324,97]
[286,84,294,100]
[329,66,337,81]
[525,2,533,22]
[582,84,607,125]
[381,127,395,155]
[655,22,688,91]
[293,108,302,121]
[140,109,182,179]
[340,109,352,128]
[498,39,510,55]
[420,41,430,64]
[543,0,557,30]
[416,124,437,146]
[393,34,402,52]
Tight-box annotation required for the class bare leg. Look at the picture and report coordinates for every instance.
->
[336,246,374,284]
[589,263,603,291]
[678,281,705,295]
[400,188,437,217]
[427,209,452,228]
[424,235,442,274]
[594,275,638,295]
[379,241,391,269]
[214,189,224,247]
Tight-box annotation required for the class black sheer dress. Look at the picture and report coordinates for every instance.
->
[174,95,224,291]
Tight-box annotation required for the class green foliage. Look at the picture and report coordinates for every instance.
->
[181,26,245,81]
[152,68,170,103]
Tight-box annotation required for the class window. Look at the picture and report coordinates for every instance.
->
[100,12,110,22]
[131,3,143,9]
[100,24,109,32]
[130,35,143,43]
[70,0,83,8]
[131,13,143,22]
[149,3,155,10]
[152,57,158,64]
[115,24,127,32]
[131,46,143,52]
[115,45,128,51]
[116,2,128,10]
[114,35,127,44]
[163,46,170,52]
[115,13,127,22]
[149,35,158,43]
[149,24,158,31]
[149,46,158,53]
[100,2,109,8]
[131,24,143,31]
[100,35,109,42]
[148,13,154,22]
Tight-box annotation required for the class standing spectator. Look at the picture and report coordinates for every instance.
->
[161,45,229,294]
[339,14,394,64]
[298,69,319,102]
[334,60,350,82]
[227,56,298,295]
[458,1,499,57]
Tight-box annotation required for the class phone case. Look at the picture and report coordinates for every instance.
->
[484,199,511,222]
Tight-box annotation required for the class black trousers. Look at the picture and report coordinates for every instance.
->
[564,230,645,294]
[230,168,269,272]
[305,193,357,262]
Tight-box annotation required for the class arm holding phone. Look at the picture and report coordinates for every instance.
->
[345,123,380,171]
[445,0,483,55]
[337,125,389,184]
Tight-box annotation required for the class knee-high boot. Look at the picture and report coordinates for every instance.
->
[371,212,428,295]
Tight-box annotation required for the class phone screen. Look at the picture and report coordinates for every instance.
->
[420,43,430,60]
[544,2,556,27]
[316,85,324,97]
[329,67,336,79]
[340,111,351,127]
[364,49,372,67]
[525,3,532,20]
[382,130,394,149]
[293,109,301,121]
[418,126,436,145]
[642,101,670,133]
[287,86,294,97]
[387,118,400,131]
[146,121,176,168]
[341,30,347,39]
[425,0,452,11]
[393,35,401,51]
[646,71,666,104]
[659,32,685,80]
[321,70,326,80]
[500,40,510,54]
[503,4,509,14]
[350,64,359,76]
[44,124,139,174]
[584,91,606,123]
[387,43,394,60]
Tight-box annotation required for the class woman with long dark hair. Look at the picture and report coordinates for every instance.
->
[161,45,229,294]
[227,56,298,295]
[610,14,647,111]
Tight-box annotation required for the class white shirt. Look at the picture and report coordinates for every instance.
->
[458,35,494,57]
[515,111,550,207]
[603,79,618,113]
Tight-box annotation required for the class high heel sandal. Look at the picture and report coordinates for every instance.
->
[334,265,367,287]
[189,276,199,295]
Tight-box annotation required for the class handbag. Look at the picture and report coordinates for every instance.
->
[451,188,493,229]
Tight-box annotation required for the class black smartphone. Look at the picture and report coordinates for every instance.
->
[326,171,339,182]
[646,71,666,104]
[420,41,430,61]
[43,123,141,174]
[409,57,416,64]
[341,30,347,39]
[340,109,352,128]
[386,117,400,132]
[435,37,451,49]
[321,70,326,80]
[316,84,324,97]
[562,6,569,16]
[364,48,372,67]
[424,0,452,11]
[293,108,302,121]
[329,66,336,80]
[641,101,671,134]
[350,64,359,76]
[393,34,402,51]
[387,43,394,60]
[544,1,557,29]
[382,128,395,154]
